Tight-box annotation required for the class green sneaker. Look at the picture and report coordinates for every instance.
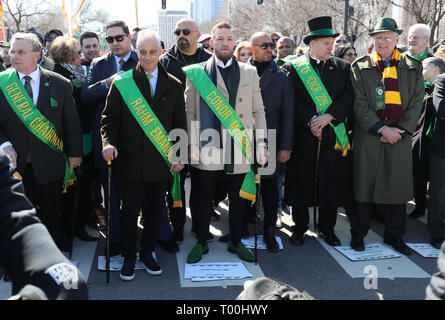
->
[187,242,209,264]
[228,241,255,262]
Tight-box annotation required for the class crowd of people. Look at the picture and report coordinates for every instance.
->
[0,14,444,293]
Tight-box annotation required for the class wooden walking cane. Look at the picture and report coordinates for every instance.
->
[106,160,111,286]
[254,174,261,265]
[69,167,80,260]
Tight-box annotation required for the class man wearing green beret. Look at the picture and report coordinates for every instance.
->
[349,18,424,254]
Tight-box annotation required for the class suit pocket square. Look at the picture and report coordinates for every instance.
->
[50,97,58,107]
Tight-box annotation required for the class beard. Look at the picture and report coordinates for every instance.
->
[177,38,190,50]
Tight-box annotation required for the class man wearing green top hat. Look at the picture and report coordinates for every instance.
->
[350,17,424,255]
[282,16,354,248]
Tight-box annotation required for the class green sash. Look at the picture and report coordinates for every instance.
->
[182,64,257,202]
[113,70,182,207]
[286,55,350,156]
[0,68,75,191]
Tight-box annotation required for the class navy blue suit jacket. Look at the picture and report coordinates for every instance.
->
[249,58,295,176]
[81,51,139,168]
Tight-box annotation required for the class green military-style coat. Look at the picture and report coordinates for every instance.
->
[350,51,424,204]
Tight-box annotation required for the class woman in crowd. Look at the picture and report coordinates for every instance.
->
[234,41,252,63]
[334,45,358,64]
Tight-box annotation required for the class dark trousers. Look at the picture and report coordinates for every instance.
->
[22,163,63,246]
[156,199,172,242]
[190,167,249,245]
[100,165,121,243]
[413,142,430,213]
[92,168,103,209]
[428,156,445,239]
[121,180,168,258]
[261,177,278,228]
[75,152,95,229]
[292,206,338,235]
[353,203,406,239]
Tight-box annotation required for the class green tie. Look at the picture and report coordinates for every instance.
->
[147,74,154,98]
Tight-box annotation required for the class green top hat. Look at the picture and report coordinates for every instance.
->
[369,18,403,36]
[303,16,339,45]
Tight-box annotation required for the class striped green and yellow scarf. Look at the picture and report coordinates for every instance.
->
[372,49,406,121]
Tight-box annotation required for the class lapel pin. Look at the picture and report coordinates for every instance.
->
[329,66,333,70]
[44,82,50,86]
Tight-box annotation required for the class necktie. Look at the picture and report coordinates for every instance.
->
[119,59,125,71]
[147,74,154,98]
[24,75,33,100]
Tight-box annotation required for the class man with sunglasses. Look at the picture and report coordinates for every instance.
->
[282,16,354,248]
[81,20,139,256]
[44,29,63,58]
[159,18,212,246]
[248,32,295,252]
[334,34,349,51]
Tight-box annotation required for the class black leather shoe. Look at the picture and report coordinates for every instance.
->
[158,238,179,253]
[409,208,425,219]
[383,237,412,255]
[290,232,305,246]
[263,227,279,253]
[318,232,341,246]
[431,238,445,250]
[74,228,99,241]
[350,237,365,251]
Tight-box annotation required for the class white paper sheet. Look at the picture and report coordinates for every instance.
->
[184,262,252,282]
[241,236,284,250]
[334,243,401,261]
[406,243,440,258]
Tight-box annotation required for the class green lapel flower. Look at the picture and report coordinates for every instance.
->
[50,97,58,107]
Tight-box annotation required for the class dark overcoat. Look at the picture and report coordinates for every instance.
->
[101,62,187,183]
[282,52,354,208]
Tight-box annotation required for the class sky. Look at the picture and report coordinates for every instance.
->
[91,0,191,30]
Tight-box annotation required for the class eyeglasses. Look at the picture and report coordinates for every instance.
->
[374,36,394,43]
[335,39,348,44]
[174,29,197,36]
[105,34,127,43]
[253,42,276,50]
[345,52,357,57]
[271,38,279,43]
[45,36,55,42]
[202,44,210,49]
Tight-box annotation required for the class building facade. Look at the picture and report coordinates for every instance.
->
[157,10,189,50]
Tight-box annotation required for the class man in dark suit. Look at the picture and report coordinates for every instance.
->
[248,32,295,252]
[429,72,445,249]
[101,29,187,281]
[0,149,88,299]
[282,16,354,248]
[81,20,139,254]
[0,32,83,250]
[159,17,212,247]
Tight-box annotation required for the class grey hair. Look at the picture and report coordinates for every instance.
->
[423,56,445,73]
[136,29,161,50]
[11,32,42,52]
[408,24,431,38]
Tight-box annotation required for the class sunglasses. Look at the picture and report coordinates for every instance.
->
[345,52,357,57]
[335,39,348,44]
[45,36,55,42]
[174,29,196,36]
[105,34,127,44]
[254,42,276,50]
[202,44,210,49]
